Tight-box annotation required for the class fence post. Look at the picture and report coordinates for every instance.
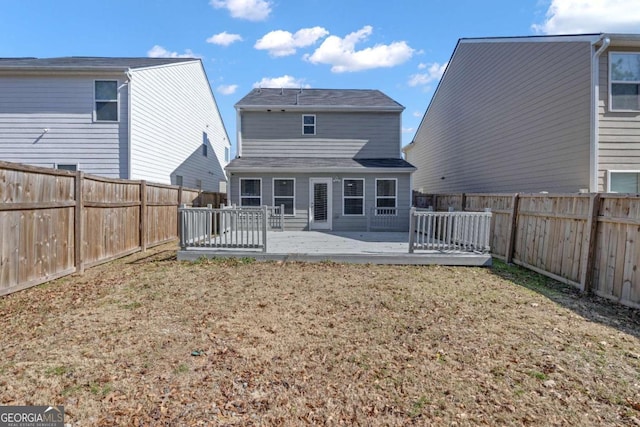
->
[140,180,147,251]
[262,205,268,252]
[580,193,601,293]
[74,171,85,274]
[461,193,467,212]
[505,193,520,264]
[408,207,416,253]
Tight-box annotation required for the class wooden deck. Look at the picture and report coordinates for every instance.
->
[177,231,492,266]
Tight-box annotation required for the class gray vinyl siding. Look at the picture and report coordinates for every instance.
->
[0,74,128,177]
[597,47,640,191]
[229,173,411,231]
[409,40,592,194]
[129,61,229,191]
[241,111,400,158]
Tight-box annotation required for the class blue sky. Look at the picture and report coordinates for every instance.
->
[1,0,639,154]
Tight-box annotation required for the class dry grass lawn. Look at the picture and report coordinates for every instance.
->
[1,243,639,426]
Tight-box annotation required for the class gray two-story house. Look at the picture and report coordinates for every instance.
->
[226,88,415,231]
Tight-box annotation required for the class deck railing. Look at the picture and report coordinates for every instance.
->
[367,207,410,231]
[409,208,492,253]
[179,205,268,252]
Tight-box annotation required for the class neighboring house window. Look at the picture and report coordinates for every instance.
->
[240,178,261,206]
[196,179,202,190]
[302,114,316,135]
[608,171,640,193]
[273,178,295,216]
[203,144,208,157]
[375,178,397,213]
[176,175,183,186]
[343,179,364,215]
[56,164,77,172]
[610,52,640,111]
[225,147,230,162]
[94,80,118,121]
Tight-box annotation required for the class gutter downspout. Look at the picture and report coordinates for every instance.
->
[126,69,133,179]
[590,36,610,192]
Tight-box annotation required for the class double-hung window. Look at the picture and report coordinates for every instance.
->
[608,170,640,193]
[302,114,316,135]
[240,178,261,206]
[273,178,295,215]
[375,178,397,214]
[610,52,640,111]
[94,80,118,121]
[343,179,364,215]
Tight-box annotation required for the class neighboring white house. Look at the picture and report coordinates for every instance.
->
[0,57,230,192]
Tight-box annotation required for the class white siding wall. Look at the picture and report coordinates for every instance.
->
[129,61,229,191]
[0,74,128,177]
[408,40,592,194]
[597,47,640,191]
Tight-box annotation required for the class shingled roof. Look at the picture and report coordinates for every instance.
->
[235,88,404,111]
[0,57,197,70]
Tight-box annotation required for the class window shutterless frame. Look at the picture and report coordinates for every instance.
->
[55,163,79,172]
[375,178,397,214]
[239,178,262,207]
[342,178,365,216]
[609,52,640,112]
[606,169,640,193]
[94,80,119,122]
[302,114,316,135]
[272,178,295,216]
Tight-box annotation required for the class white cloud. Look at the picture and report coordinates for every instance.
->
[210,0,271,21]
[418,63,428,70]
[207,31,243,47]
[255,27,329,57]
[147,45,198,58]
[533,0,640,34]
[402,127,414,134]
[408,62,447,87]
[217,84,239,95]
[305,25,415,73]
[253,75,310,88]
[413,111,423,118]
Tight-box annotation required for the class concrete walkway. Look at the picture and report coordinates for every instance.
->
[178,231,492,266]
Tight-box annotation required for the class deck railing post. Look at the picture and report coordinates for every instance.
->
[262,205,268,252]
[280,204,285,231]
[179,204,187,249]
[408,207,416,253]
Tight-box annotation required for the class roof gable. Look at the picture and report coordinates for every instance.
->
[0,57,197,71]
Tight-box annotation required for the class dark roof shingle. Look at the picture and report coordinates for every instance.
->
[235,88,404,110]
[226,157,415,171]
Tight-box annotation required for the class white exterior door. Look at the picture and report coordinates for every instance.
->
[309,178,332,230]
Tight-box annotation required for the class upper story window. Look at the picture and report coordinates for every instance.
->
[610,52,640,111]
[224,147,230,162]
[94,80,119,121]
[302,114,316,135]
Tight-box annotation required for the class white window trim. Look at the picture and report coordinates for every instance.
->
[375,178,397,215]
[342,178,365,216]
[302,114,316,135]
[239,178,262,206]
[93,79,120,122]
[272,177,296,217]
[608,51,640,112]
[606,169,640,192]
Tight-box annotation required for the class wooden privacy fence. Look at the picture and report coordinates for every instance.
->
[409,209,492,253]
[0,161,226,296]
[415,192,640,309]
[179,205,268,252]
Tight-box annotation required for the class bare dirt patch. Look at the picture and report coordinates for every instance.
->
[1,243,639,426]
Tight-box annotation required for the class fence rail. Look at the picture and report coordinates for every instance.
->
[414,191,640,309]
[409,209,492,253]
[0,160,226,296]
[179,205,268,252]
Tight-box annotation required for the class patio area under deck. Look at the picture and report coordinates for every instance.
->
[177,231,492,266]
